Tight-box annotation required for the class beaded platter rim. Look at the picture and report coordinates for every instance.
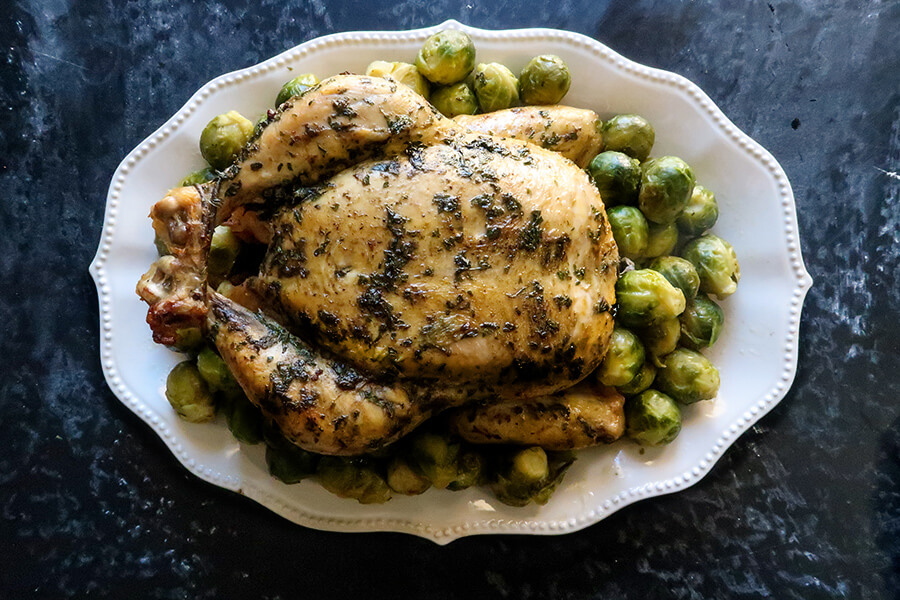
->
[89,20,813,545]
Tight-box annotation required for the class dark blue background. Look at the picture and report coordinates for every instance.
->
[2,1,899,598]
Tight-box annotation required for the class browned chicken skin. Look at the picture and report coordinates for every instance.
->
[137,74,623,455]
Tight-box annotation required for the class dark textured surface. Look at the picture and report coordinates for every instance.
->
[2,1,899,598]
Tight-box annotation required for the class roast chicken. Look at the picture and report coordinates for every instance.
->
[138,74,623,455]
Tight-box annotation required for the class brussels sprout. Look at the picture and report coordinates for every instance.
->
[678,184,719,237]
[415,30,476,85]
[409,431,461,489]
[681,234,741,299]
[199,111,254,171]
[265,444,318,484]
[179,167,216,187]
[208,225,242,280]
[365,61,429,99]
[386,455,431,495]
[642,222,679,259]
[625,390,682,446]
[490,448,575,507]
[656,348,720,404]
[638,156,696,224]
[601,114,655,162]
[172,327,204,353]
[641,317,681,367]
[472,62,519,112]
[430,82,478,117]
[447,449,486,491]
[648,256,701,300]
[595,327,646,387]
[588,151,641,207]
[196,347,240,394]
[616,361,657,397]
[519,55,571,105]
[607,206,649,260]
[679,294,725,350]
[165,361,215,423]
[222,392,264,445]
[615,268,686,328]
[275,73,319,106]
[317,456,392,504]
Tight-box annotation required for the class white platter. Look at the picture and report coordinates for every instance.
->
[90,20,812,544]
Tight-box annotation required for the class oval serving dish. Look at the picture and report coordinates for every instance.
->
[90,20,812,544]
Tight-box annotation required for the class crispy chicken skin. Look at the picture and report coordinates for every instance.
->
[138,74,623,453]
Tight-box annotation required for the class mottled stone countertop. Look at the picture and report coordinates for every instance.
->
[2,1,898,598]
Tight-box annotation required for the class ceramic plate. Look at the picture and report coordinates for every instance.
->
[90,20,812,544]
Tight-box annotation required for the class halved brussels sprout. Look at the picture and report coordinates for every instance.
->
[638,156,696,224]
[519,54,571,105]
[679,294,725,350]
[595,327,646,387]
[490,447,575,507]
[616,361,657,397]
[386,455,431,495]
[316,457,393,504]
[275,73,319,107]
[207,225,242,280]
[642,222,679,259]
[472,62,519,112]
[588,151,641,207]
[179,167,216,187]
[607,206,649,260]
[447,449,486,491]
[681,234,740,299]
[656,348,720,404]
[615,269,687,328]
[365,61,430,99]
[221,392,264,445]
[199,111,254,171]
[625,390,682,446]
[430,82,478,117]
[264,423,319,483]
[678,184,719,237]
[641,317,681,367]
[408,431,461,489]
[601,114,655,162]
[165,361,215,423]
[196,347,240,394]
[415,30,476,85]
[648,256,701,300]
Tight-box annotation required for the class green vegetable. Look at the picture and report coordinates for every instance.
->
[601,114,655,162]
[172,327,204,353]
[154,233,170,257]
[625,390,682,446]
[587,151,641,207]
[275,73,319,107]
[607,205,649,260]
[595,327,646,387]
[165,361,215,423]
[447,449,486,491]
[409,431,461,489]
[641,317,681,367]
[316,457,393,504]
[642,222,679,259]
[196,347,240,394]
[386,456,431,495]
[263,423,319,483]
[179,167,216,187]
[681,234,741,299]
[199,111,254,171]
[430,82,478,117]
[207,225,242,280]
[638,156,696,224]
[519,55,571,105]
[679,294,725,350]
[365,61,429,99]
[656,348,720,404]
[615,268,686,328]
[490,448,575,507]
[472,62,519,112]
[648,256,700,300]
[616,361,657,397]
[222,392,264,445]
[677,184,719,237]
[415,30,476,85]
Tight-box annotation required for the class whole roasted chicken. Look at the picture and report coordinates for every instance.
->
[138,74,623,455]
